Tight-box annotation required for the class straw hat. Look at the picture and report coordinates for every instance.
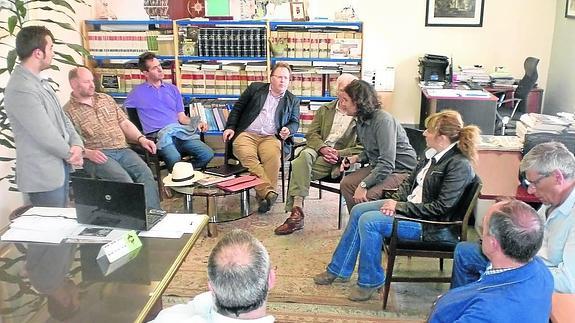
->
[162,162,205,187]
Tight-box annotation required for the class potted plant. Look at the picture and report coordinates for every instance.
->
[0,0,90,191]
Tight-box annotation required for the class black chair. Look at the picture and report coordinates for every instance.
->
[125,108,204,200]
[381,176,482,309]
[404,127,426,161]
[495,57,539,135]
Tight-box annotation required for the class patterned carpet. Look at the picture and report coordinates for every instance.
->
[161,188,449,322]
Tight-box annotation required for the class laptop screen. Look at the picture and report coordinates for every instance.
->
[72,177,147,230]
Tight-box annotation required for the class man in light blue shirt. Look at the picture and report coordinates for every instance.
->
[451,142,575,293]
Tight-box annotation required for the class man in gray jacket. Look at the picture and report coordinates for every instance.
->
[4,26,84,207]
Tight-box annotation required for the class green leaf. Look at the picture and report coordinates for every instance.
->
[54,51,79,65]
[0,68,8,75]
[30,19,75,31]
[66,43,90,57]
[26,6,74,22]
[24,0,75,14]
[16,1,26,17]
[7,16,18,34]
[7,49,17,73]
[47,64,61,71]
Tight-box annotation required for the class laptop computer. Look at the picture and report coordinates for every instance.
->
[72,177,166,231]
[204,163,247,177]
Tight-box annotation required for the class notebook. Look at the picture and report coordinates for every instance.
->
[204,163,247,177]
[72,177,166,231]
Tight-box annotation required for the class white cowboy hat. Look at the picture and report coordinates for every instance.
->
[163,162,206,187]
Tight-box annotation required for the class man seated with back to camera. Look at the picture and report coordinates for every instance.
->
[124,52,214,172]
[428,199,553,322]
[222,62,300,214]
[451,141,575,293]
[314,110,480,301]
[151,229,276,322]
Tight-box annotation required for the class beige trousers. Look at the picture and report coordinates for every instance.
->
[233,132,281,199]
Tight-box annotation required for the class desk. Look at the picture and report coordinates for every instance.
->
[419,88,498,135]
[0,215,208,323]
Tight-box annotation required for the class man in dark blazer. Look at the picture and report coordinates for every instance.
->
[223,62,300,213]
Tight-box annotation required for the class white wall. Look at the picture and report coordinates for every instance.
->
[543,0,575,115]
[309,0,557,124]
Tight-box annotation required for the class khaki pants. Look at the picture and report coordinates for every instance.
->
[285,147,334,212]
[233,132,281,199]
[340,166,409,212]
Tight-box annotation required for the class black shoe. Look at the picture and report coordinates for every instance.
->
[258,191,278,213]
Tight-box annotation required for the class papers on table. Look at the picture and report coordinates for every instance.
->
[479,135,523,151]
[1,207,207,243]
[426,89,491,98]
[138,213,206,239]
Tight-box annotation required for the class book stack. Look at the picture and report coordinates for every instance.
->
[516,113,572,140]
[87,30,173,57]
[179,61,265,95]
[196,27,267,57]
[270,30,362,59]
[189,100,235,132]
[94,63,173,94]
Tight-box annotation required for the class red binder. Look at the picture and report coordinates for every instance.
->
[216,175,263,192]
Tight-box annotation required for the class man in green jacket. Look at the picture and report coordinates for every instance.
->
[275,74,362,235]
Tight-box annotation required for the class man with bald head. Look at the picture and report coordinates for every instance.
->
[275,73,363,235]
[451,142,575,293]
[151,229,276,322]
[429,199,553,322]
[64,67,160,209]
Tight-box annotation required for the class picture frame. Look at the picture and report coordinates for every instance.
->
[425,0,485,27]
[566,0,575,19]
[290,1,306,21]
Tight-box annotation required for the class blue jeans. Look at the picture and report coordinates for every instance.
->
[158,137,214,171]
[327,200,422,288]
[28,163,70,207]
[451,241,489,289]
[84,148,161,209]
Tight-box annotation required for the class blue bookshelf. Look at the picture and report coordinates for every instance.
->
[179,56,266,61]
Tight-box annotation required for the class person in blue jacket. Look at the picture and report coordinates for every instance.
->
[428,199,553,322]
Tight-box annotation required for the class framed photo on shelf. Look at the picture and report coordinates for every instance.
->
[425,0,485,27]
[567,0,575,18]
[290,1,306,21]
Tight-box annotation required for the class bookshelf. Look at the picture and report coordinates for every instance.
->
[82,19,364,154]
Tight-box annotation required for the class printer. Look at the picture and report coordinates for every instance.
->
[419,54,449,82]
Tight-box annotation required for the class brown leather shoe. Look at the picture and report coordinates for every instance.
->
[313,271,350,285]
[348,286,381,302]
[274,206,305,235]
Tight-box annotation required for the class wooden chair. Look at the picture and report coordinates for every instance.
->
[382,176,482,309]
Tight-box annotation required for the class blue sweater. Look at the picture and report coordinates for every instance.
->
[429,257,553,323]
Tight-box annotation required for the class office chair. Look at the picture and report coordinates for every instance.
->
[404,128,427,161]
[495,57,539,135]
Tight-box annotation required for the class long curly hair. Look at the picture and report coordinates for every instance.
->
[343,80,381,121]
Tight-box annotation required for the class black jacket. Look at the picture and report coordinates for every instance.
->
[225,82,300,150]
[389,146,475,243]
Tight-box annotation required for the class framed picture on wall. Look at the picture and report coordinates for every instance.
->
[290,1,306,21]
[566,0,575,18]
[425,0,485,27]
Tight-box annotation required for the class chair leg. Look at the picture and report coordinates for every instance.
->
[318,181,323,199]
[338,192,343,230]
[439,258,444,272]
[383,248,397,310]
[280,151,285,203]
[153,155,163,202]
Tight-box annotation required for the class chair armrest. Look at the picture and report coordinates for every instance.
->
[394,214,463,226]
[499,98,521,105]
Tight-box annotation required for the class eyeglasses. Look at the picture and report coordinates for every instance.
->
[524,173,550,188]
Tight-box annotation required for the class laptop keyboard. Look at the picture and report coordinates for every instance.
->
[146,209,167,228]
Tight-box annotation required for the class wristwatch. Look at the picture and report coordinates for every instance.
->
[359,181,367,189]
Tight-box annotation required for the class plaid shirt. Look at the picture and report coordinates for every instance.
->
[64,93,129,150]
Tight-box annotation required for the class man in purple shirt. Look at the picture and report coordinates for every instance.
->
[124,52,213,171]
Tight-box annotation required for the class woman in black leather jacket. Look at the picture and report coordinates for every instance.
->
[313,110,480,302]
